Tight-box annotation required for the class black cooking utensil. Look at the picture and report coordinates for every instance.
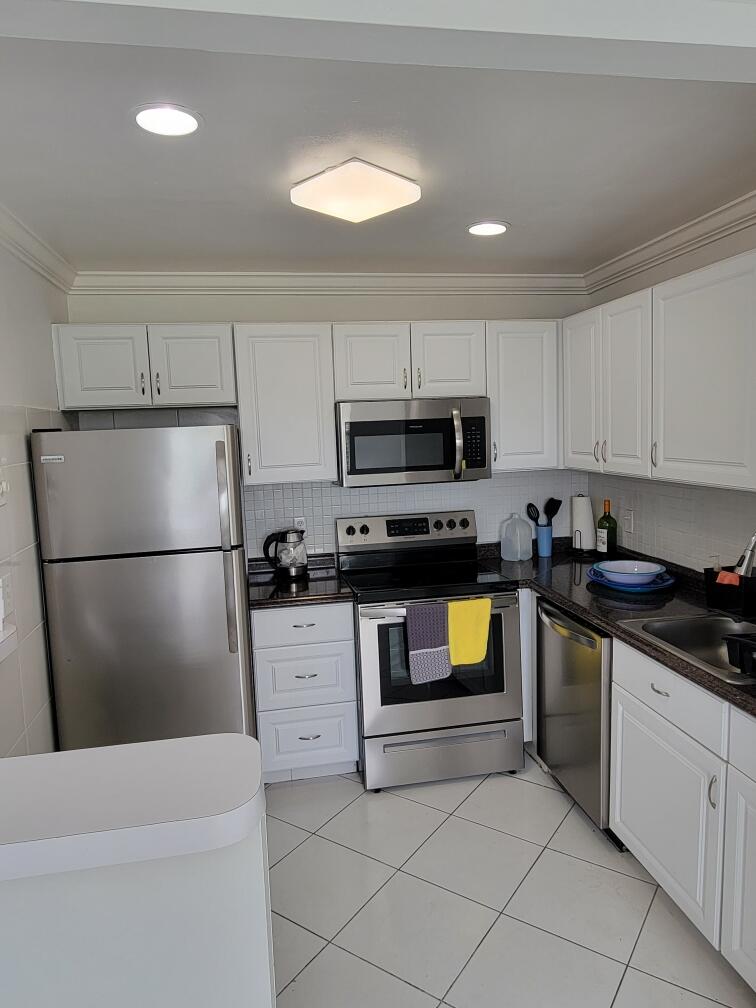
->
[543,498,562,527]
[526,502,540,525]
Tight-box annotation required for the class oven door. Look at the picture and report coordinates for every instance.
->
[358,594,522,737]
[337,398,490,487]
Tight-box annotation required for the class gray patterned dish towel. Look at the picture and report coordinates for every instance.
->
[406,602,452,685]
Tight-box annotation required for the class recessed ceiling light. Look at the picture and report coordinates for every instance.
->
[290,159,421,223]
[468,220,509,236]
[135,105,200,137]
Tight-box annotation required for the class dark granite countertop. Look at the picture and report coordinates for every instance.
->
[247,556,352,608]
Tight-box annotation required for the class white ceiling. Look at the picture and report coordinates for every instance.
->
[0,36,755,273]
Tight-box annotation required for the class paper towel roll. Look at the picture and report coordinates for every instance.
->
[571,495,596,551]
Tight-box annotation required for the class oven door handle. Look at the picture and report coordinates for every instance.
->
[360,607,407,619]
[452,406,464,480]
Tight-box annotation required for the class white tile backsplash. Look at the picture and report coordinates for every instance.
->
[244,471,574,556]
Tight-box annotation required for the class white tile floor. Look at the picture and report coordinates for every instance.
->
[266,757,756,1008]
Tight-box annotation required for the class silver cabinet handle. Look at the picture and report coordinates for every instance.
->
[298,734,321,741]
[403,367,408,390]
[155,371,161,395]
[417,367,422,389]
[493,440,498,462]
[601,440,607,463]
[651,441,658,468]
[650,682,670,697]
[294,673,318,679]
[708,775,718,809]
[451,406,463,480]
[293,622,316,629]
[593,440,600,463]
[140,372,145,395]
[247,454,252,476]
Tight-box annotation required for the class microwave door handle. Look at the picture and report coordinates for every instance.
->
[452,407,463,480]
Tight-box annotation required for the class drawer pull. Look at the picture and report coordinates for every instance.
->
[650,683,670,697]
[708,774,718,810]
[294,673,318,679]
[298,734,322,741]
[292,622,316,629]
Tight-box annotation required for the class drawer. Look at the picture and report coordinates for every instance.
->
[257,702,358,772]
[251,602,353,649]
[254,640,356,711]
[613,640,729,757]
[729,706,756,782]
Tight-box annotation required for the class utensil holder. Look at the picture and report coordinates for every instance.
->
[704,567,756,618]
[536,525,553,558]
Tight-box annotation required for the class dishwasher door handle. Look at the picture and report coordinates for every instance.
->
[538,606,598,650]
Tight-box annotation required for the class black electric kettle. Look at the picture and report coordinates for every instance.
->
[262,528,308,580]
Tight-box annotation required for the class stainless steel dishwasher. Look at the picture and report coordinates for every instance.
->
[536,600,612,829]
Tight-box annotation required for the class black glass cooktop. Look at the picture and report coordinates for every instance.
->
[342,561,515,603]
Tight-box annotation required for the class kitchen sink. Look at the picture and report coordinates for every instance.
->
[619,615,756,685]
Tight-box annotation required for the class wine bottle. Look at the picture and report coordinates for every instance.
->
[596,499,617,557]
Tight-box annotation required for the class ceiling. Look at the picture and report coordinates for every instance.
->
[0,35,755,273]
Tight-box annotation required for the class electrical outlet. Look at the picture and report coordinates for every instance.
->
[622,509,634,535]
[293,517,306,531]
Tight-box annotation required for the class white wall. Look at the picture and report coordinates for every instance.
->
[0,243,68,757]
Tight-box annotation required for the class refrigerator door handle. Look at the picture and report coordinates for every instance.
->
[215,440,232,550]
[223,551,239,654]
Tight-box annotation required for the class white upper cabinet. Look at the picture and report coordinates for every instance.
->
[53,325,152,409]
[146,324,236,406]
[410,321,486,397]
[332,322,411,400]
[235,323,337,485]
[652,252,756,490]
[600,290,652,478]
[562,308,602,471]
[486,321,558,470]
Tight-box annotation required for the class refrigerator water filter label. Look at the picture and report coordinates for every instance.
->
[40,455,65,463]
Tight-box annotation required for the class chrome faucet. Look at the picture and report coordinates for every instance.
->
[734,533,756,578]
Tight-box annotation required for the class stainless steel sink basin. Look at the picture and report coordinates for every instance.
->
[619,615,756,685]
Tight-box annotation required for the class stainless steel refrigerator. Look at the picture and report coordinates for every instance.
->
[31,425,254,751]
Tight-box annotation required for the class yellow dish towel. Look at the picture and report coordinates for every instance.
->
[447,598,492,665]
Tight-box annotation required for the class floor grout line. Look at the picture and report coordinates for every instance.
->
[540,844,657,885]
[627,964,753,1008]
[607,883,660,1008]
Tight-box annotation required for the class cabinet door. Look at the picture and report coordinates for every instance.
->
[721,766,756,990]
[652,252,756,489]
[562,308,601,471]
[486,321,558,470]
[235,324,337,485]
[53,325,152,409]
[147,324,236,405]
[611,684,725,945]
[601,290,652,477]
[333,322,411,400]
[410,321,486,397]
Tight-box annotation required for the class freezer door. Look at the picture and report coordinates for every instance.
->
[32,425,243,560]
[44,548,253,750]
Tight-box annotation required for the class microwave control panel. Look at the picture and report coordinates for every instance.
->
[462,417,486,469]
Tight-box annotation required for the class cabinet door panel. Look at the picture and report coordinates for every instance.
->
[611,684,725,945]
[410,321,486,397]
[54,325,151,409]
[147,324,236,405]
[235,324,336,484]
[721,766,756,989]
[333,323,411,399]
[601,290,652,477]
[486,321,558,470]
[562,309,601,471]
[652,252,756,489]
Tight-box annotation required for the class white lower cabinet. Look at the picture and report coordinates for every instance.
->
[257,702,358,772]
[254,640,356,711]
[611,683,726,945]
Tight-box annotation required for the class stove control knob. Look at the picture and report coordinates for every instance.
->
[446,518,457,530]
[345,525,356,536]
[359,524,370,536]
[459,517,470,529]
[433,519,444,531]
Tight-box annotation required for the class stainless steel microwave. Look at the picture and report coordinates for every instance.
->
[336,398,491,487]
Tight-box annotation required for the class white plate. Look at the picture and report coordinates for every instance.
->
[594,560,666,585]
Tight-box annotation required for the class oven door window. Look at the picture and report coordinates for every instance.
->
[377,612,505,705]
[346,418,454,476]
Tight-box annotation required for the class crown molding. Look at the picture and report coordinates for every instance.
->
[0,203,76,292]
[584,188,756,295]
[69,270,585,296]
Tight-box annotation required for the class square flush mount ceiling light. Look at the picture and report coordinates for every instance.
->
[290,159,421,222]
